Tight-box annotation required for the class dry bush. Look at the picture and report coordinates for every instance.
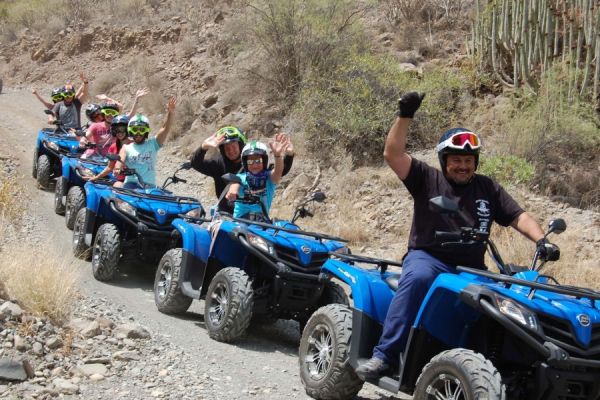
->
[0,240,80,325]
[173,96,199,139]
[92,69,128,97]
[0,170,25,223]
[0,0,94,42]
[485,225,600,290]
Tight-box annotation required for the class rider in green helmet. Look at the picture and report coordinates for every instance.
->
[190,126,295,214]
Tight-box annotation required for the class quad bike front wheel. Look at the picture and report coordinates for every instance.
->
[92,223,121,281]
[72,208,91,260]
[32,149,38,179]
[36,154,51,189]
[54,178,66,215]
[299,304,363,400]
[154,248,193,314]
[414,349,505,400]
[65,186,85,230]
[204,267,253,343]
[299,280,350,334]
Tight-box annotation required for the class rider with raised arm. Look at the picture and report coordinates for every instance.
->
[190,127,295,214]
[32,88,63,110]
[355,92,556,380]
[85,115,131,186]
[116,96,177,188]
[80,102,120,159]
[225,139,288,220]
[47,72,90,130]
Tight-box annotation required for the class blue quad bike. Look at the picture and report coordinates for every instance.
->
[54,146,115,230]
[33,110,83,189]
[299,196,600,400]
[152,173,351,343]
[71,159,203,282]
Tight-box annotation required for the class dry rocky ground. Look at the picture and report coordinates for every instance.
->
[0,3,599,400]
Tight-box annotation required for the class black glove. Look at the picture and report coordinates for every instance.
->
[536,238,560,261]
[396,92,425,118]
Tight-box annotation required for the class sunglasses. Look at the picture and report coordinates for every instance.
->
[113,126,127,134]
[128,126,150,136]
[246,159,263,165]
[436,132,481,152]
[101,109,119,117]
[51,94,64,102]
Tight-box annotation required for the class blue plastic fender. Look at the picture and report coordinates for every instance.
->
[172,218,211,264]
[322,259,395,322]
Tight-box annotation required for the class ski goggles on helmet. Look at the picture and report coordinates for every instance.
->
[436,131,481,152]
[246,159,263,165]
[101,108,119,117]
[128,126,150,136]
[51,93,64,102]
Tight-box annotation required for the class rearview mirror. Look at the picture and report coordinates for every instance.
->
[222,173,242,184]
[44,109,55,116]
[428,196,459,214]
[428,196,473,226]
[181,162,192,170]
[548,219,566,235]
[311,191,326,202]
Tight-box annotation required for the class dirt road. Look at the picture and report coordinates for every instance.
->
[0,87,407,400]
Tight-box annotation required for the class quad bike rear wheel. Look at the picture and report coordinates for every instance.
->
[414,349,505,400]
[54,178,66,215]
[154,249,193,314]
[299,304,363,400]
[204,267,253,342]
[92,223,121,281]
[36,154,51,189]
[72,208,91,260]
[65,186,85,230]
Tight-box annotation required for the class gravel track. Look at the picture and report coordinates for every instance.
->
[0,88,403,400]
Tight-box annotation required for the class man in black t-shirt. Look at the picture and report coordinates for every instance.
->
[356,92,552,380]
[190,126,294,214]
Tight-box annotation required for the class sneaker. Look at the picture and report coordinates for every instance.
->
[355,357,389,380]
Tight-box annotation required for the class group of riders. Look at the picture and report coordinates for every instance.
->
[37,77,559,380]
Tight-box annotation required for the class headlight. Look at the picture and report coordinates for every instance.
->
[78,167,95,177]
[46,141,59,151]
[114,198,136,217]
[247,233,275,255]
[185,208,204,218]
[332,246,349,254]
[494,294,539,331]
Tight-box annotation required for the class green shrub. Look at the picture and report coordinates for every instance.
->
[240,0,366,98]
[293,50,476,166]
[478,155,534,187]
[484,64,600,209]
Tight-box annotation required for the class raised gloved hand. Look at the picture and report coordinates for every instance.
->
[536,238,560,261]
[396,92,426,118]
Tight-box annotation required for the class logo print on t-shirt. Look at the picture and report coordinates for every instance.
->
[476,199,491,233]
[476,199,491,217]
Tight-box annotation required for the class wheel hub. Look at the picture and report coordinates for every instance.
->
[304,324,332,380]
[157,264,172,300]
[207,282,228,326]
[426,373,464,400]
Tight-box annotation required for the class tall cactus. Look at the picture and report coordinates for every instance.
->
[471,0,600,101]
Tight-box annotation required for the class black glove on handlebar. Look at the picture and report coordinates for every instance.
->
[396,92,425,118]
[536,238,561,261]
